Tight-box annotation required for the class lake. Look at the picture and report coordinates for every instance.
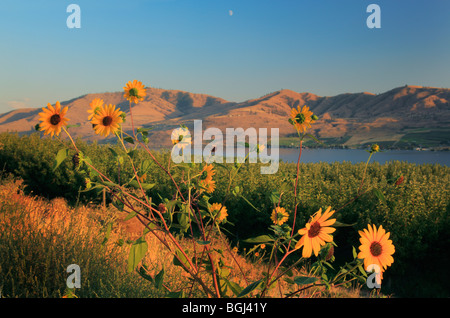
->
[173,146,450,166]
[277,148,450,166]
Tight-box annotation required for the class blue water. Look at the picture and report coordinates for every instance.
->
[179,147,450,166]
[277,148,450,166]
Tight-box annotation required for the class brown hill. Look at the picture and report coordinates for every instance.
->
[1,85,449,148]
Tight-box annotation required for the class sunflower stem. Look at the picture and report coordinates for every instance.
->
[358,152,373,195]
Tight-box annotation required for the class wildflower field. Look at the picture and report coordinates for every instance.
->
[1,81,449,298]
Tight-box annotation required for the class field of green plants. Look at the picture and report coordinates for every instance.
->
[0,132,449,297]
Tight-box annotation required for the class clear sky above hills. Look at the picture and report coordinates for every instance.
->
[0,0,449,114]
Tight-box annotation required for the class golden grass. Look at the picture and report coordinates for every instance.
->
[0,178,364,298]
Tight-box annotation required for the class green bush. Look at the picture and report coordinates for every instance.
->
[1,132,449,296]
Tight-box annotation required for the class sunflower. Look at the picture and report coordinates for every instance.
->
[271,207,289,226]
[198,164,216,193]
[295,206,336,258]
[87,98,104,120]
[38,101,69,137]
[358,224,395,275]
[290,105,314,133]
[370,144,380,153]
[200,179,216,194]
[123,80,146,104]
[171,127,192,149]
[209,203,228,223]
[90,104,124,137]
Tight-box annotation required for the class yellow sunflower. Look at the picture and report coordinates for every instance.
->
[290,105,314,133]
[38,101,69,137]
[295,206,336,258]
[358,224,395,275]
[87,98,104,120]
[370,144,380,153]
[90,104,124,137]
[200,179,216,194]
[198,164,216,193]
[209,203,228,223]
[271,207,289,226]
[171,127,192,149]
[123,80,146,104]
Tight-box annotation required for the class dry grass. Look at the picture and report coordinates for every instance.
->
[0,177,364,298]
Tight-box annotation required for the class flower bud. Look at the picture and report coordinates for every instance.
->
[72,152,80,169]
[325,245,335,261]
[158,203,167,214]
[395,175,404,186]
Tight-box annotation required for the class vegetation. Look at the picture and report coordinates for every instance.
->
[1,131,449,297]
[1,80,449,299]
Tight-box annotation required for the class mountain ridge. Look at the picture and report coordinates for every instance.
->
[1,85,449,149]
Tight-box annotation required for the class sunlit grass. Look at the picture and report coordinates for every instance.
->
[0,177,363,298]
[0,177,161,298]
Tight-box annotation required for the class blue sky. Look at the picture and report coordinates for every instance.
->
[0,0,449,113]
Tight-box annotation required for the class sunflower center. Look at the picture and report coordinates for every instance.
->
[200,170,208,180]
[102,116,113,126]
[50,114,61,126]
[308,222,321,238]
[370,242,383,256]
[129,88,139,97]
[295,113,306,124]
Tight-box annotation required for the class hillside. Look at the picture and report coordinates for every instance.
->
[1,85,449,149]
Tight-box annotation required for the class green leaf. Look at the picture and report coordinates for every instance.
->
[128,180,155,191]
[108,147,118,158]
[112,198,124,212]
[177,205,190,233]
[242,235,274,244]
[101,181,117,189]
[124,136,135,144]
[137,127,150,137]
[225,279,243,297]
[140,159,152,173]
[154,267,165,290]
[53,148,69,171]
[270,190,281,205]
[137,265,154,283]
[239,194,262,212]
[173,250,190,270]
[196,240,211,246]
[142,222,158,235]
[167,290,185,298]
[238,279,263,298]
[83,157,99,177]
[124,211,137,221]
[373,188,387,205]
[127,236,148,273]
[358,264,367,277]
[284,277,295,284]
[127,149,137,158]
[352,246,358,259]
[293,276,319,285]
